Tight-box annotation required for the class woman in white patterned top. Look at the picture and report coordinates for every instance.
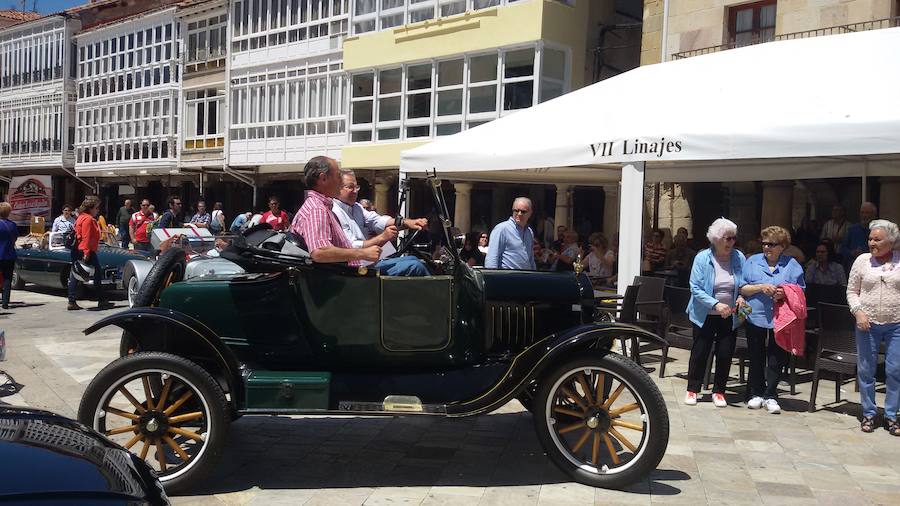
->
[847,219,900,436]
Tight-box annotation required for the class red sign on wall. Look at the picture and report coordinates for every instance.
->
[8,175,52,227]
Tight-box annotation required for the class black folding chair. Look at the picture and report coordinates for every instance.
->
[618,284,670,378]
[808,302,858,411]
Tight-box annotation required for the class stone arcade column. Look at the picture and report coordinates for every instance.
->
[554,184,573,231]
[602,184,619,239]
[880,177,900,223]
[374,174,395,216]
[453,182,473,233]
[760,180,794,230]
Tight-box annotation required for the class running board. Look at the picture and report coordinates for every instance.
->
[340,395,447,415]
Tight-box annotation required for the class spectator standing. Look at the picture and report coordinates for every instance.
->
[158,196,184,228]
[643,228,667,273]
[459,232,485,267]
[210,202,225,234]
[129,200,155,252]
[685,218,746,407]
[0,202,18,309]
[667,233,696,285]
[805,241,846,286]
[261,197,290,231]
[847,219,900,436]
[740,226,805,414]
[51,205,76,235]
[842,202,878,263]
[485,197,537,270]
[68,198,113,311]
[189,201,212,228]
[820,205,849,254]
[116,199,134,249]
[533,239,552,270]
[230,212,252,233]
[551,225,566,252]
[553,231,581,272]
[359,199,375,212]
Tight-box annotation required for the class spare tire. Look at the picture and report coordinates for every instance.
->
[132,247,187,308]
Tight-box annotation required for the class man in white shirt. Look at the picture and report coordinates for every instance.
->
[331,169,429,276]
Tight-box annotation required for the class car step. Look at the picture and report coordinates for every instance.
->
[339,396,446,414]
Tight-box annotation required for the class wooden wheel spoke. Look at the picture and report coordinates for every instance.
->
[591,432,601,465]
[602,433,621,465]
[163,390,194,416]
[594,372,606,407]
[107,407,141,421]
[168,411,204,425]
[123,432,143,450]
[611,420,644,432]
[155,377,173,411]
[156,441,167,472]
[139,440,151,460]
[168,426,204,442]
[162,435,190,462]
[602,383,626,409]
[576,374,595,407]
[570,428,592,453]
[558,421,586,434]
[117,387,146,414]
[609,427,637,453]
[553,406,584,418]
[141,377,154,410]
[609,402,640,418]
[561,386,589,411]
[106,424,138,436]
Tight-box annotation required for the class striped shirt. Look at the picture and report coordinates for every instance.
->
[291,189,359,266]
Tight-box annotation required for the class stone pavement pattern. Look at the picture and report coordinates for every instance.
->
[1,288,899,505]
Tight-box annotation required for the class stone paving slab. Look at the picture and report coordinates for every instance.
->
[1,288,899,505]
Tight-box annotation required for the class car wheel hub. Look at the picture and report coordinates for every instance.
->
[585,407,611,432]
[139,410,169,437]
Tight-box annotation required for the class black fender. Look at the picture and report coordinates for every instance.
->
[447,322,662,416]
[84,307,244,409]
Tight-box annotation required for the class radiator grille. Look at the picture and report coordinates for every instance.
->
[488,304,537,349]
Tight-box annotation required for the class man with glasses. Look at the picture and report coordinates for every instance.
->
[158,196,184,229]
[331,169,429,276]
[485,197,537,270]
[261,196,290,231]
[129,199,155,252]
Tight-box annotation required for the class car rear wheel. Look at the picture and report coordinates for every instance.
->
[126,272,140,308]
[11,267,25,289]
[133,248,186,307]
[533,352,668,489]
[78,352,228,494]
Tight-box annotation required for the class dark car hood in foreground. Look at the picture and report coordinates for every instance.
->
[0,406,168,505]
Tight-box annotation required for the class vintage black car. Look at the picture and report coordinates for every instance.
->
[0,406,168,504]
[77,177,669,493]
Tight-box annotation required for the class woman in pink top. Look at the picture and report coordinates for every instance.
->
[847,219,900,435]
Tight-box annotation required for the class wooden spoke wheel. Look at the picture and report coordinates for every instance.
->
[534,352,669,489]
[79,352,228,493]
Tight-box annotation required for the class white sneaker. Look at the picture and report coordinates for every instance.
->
[747,396,765,409]
[765,398,781,414]
[712,393,727,408]
[684,391,698,406]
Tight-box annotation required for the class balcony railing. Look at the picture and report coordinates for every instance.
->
[672,16,900,60]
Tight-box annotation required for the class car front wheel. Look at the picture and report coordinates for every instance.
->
[78,352,229,494]
[126,273,140,308]
[533,352,669,489]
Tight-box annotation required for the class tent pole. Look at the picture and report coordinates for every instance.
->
[861,163,868,202]
[618,162,645,297]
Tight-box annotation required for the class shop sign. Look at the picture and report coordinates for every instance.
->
[8,175,52,226]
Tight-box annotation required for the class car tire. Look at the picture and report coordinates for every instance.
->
[125,271,140,308]
[11,266,25,289]
[77,351,229,494]
[133,247,186,307]
[533,352,669,490]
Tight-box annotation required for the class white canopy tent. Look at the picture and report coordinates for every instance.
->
[400,27,900,293]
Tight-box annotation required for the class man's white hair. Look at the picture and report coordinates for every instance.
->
[706,217,738,243]
[512,197,532,210]
[869,219,899,244]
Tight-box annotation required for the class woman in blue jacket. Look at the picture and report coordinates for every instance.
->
[740,226,805,414]
[685,218,746,407]
[0,202,19,309]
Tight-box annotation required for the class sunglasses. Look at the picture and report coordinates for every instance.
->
[512,209,529,214]
[761,241,780,248]
[342,184,360,190]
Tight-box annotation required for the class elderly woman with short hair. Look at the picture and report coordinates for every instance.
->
[847,219,900,435]
[685,218,747,407]
[740,226,805,414]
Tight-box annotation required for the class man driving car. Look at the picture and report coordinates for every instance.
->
[291,157,428,276]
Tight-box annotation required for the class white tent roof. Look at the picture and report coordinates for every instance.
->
[400,27,900,182]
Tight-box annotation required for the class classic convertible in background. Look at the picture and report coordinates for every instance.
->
[78,176,670,493]
[12,232,151,292]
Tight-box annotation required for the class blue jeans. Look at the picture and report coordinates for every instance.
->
[856,322,900,421]
[375,256,429,276]
[68,251,104,304]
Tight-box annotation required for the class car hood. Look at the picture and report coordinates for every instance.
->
[0,406,167,503]
[480,269,592,303]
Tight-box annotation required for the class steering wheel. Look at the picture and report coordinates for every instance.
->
[389,228,422,258]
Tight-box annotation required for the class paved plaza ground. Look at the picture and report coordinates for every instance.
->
[1,287,899,505]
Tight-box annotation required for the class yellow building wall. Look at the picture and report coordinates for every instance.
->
[641,0,895,65]
[341,141,428,170]
[540,0,589,89]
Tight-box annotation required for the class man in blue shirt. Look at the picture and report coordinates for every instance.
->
[485,197,537,270]
[841,201,877,264]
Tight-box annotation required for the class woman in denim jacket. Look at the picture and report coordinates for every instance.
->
[685,218,747,407]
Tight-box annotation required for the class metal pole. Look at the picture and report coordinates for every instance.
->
[660,0,671,63]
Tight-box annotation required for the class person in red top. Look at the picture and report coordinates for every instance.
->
[261,196,290,231]
[68,197,113,311]
[643,228,668,273]
[129,199,155,252]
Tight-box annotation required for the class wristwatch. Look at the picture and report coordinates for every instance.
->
[394,215,407,231]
